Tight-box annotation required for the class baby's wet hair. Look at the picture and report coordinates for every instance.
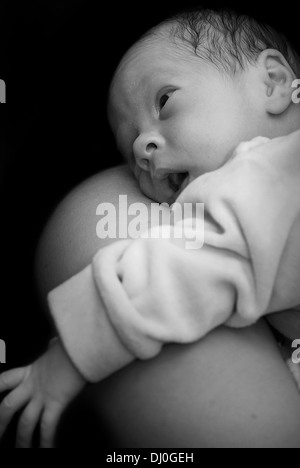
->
[140,6,300,76]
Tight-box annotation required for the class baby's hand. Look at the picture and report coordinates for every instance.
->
[0,339,86,448]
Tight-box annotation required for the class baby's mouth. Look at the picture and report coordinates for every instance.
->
[168,172,189,193]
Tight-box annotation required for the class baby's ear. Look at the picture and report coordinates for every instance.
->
[258,49,296,114]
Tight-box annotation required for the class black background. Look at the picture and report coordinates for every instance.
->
[0,0,299,447]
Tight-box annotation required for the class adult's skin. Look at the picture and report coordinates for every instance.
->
[35,165,300,448]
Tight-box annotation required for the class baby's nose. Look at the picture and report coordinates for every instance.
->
[133,133,163,172]
[138,144,157,171]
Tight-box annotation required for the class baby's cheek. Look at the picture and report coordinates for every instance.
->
[168,127,197,164]
[166,116,195,145]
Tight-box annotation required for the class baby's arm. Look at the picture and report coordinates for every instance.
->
[46,130,300,383]
[0,338,85,448]
[6,128,297,437]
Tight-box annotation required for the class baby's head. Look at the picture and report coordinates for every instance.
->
[108,7,300,203]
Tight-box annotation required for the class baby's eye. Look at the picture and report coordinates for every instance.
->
[158,89,176,113]
[159,93,171,111]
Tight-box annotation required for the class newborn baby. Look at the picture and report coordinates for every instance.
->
[1,7,300,448]
[107,10,300,342]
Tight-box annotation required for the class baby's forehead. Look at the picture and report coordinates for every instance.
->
[110,35,196,99]
[114,39,176,80]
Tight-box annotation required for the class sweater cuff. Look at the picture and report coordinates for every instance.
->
[47,265,134,382]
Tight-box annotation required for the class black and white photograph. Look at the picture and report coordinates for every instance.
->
[1,0,300,451]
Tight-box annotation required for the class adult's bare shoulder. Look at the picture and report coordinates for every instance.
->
[34,164,148,305]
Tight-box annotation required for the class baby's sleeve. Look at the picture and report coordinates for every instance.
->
[48,130,300,383]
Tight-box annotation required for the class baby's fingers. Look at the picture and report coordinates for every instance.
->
[0,368,27,393]
[40,404,62,448]
[0,385,31,439]
[16,401,43,448]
